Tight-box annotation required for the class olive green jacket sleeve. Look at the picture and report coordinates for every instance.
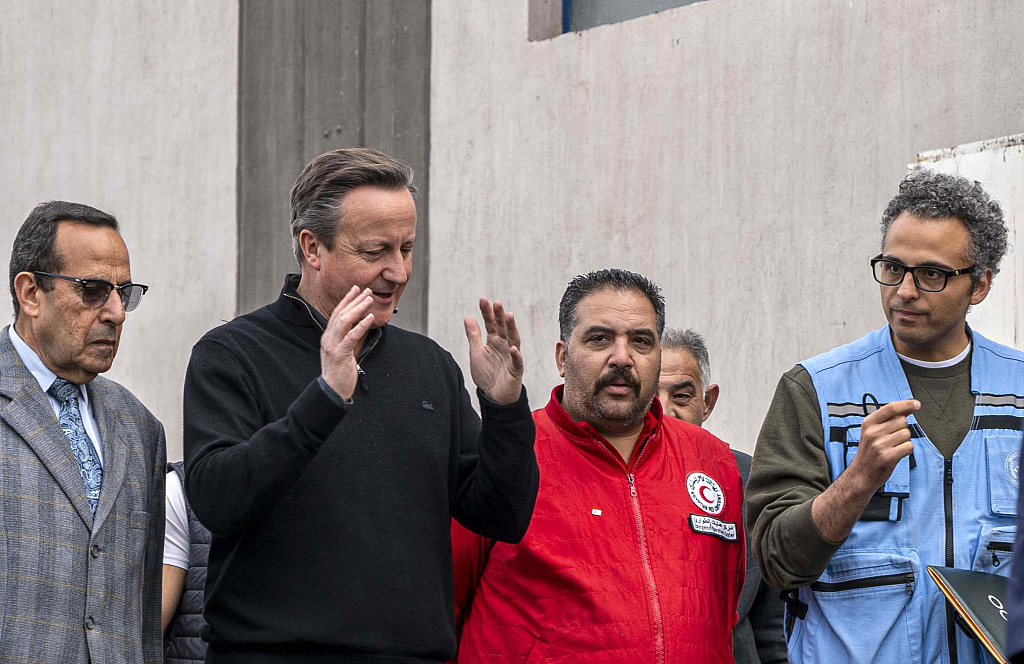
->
[745,366,844,590]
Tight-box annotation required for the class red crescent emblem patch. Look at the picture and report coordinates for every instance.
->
[686,472,725,515]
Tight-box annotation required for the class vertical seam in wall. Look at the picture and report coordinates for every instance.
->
[359,0,367,146]
[234,0,245,318]
[298,2,307,162]
[422,0,431,334]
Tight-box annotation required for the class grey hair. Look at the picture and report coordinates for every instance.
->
[882,169,1008,281]
[9,201,119,319]
[558,269,665,342]
[661,327,712,393]
[289,147,418,266]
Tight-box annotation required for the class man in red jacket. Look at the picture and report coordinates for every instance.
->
[452,269,745,662]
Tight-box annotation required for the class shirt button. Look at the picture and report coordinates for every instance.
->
[90,544,102,558]
[85,616,95,630]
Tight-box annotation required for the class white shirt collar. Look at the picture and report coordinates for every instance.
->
[8,325,90,406]
[897,340,972,369]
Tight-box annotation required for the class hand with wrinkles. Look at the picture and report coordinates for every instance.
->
[464,298,524,405]
[321,286,376,401]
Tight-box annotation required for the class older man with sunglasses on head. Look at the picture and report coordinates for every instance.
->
[747,170,1023,664]
[0,201,165,664]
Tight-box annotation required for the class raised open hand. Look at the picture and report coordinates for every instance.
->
[464,298,524,405]
[321,286,375,401]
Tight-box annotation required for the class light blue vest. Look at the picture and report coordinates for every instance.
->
[789,326,1022,664]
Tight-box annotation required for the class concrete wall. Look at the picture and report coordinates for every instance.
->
[0,1,239,461]
[428,0,1024,452]
[237,0,432,334]
[918,136,1024,351]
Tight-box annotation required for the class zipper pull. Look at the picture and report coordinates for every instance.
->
[905,582,913,596]
[991,550,1000,567]
[628,473,637,498]
[357,364,369,392]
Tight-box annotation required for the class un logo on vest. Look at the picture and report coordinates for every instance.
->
[687,472,724,515]
[1007,450,1019,488]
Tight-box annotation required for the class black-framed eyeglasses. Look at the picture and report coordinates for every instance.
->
[870,255,974,293]
[33,272,149,312]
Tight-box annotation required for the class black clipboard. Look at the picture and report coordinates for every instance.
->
[927,565,1009,664]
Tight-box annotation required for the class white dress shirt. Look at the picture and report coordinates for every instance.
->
[164,470,191,570]
[8,325,103,463]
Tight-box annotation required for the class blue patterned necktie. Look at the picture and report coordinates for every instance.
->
[48,378,103,515]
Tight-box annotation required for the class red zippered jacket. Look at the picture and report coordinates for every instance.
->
[452,386,745,663]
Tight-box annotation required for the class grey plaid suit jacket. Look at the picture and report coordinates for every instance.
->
[0,328,165,663]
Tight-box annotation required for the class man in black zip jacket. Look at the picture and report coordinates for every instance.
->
[183,148,539,663]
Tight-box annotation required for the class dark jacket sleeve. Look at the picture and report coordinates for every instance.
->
[732,450,787,663]
[182,339,346,536]
[747,366,843,590]
[143,418,167,664]
[450,518,497,650]
[748,578,788,663]
[448,357,539,543]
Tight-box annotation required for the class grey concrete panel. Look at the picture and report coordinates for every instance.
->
[428,0,1024,452]
[301,2,366,162]
[529,0,563,41]
[0,0,239,461]
[238,0,308,313]
[364,0,432,334]
[238,0,431,335]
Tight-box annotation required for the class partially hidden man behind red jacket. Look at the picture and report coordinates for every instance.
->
[452,269,745,662]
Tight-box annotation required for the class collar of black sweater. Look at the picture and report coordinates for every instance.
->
[275,274,384,362]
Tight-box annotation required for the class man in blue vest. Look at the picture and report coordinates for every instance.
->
[1012,461,1024,663]
[747,169,1022,664]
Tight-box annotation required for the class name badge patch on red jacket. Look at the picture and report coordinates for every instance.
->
[689,514,738,542]
[686,472,724,514]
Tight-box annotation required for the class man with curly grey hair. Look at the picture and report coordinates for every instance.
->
[747,169,1023,664]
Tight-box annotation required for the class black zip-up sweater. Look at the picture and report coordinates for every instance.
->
[183,276,539,663]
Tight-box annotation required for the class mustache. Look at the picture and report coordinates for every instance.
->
[594,367,640,397]
[891,301,926,315]
[86,331,117,344]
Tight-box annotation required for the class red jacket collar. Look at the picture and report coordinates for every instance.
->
[543,385,663,470]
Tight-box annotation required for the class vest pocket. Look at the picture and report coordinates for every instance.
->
[803,552,920,663]
[835,428,909,522]
[971,525,1016,576]
[984,434,1020,517]
[811,571,914,593]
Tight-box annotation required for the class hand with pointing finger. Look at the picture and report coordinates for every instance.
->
[321,285,376,401]
[847,398,920,494]
[464,298,525,405]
